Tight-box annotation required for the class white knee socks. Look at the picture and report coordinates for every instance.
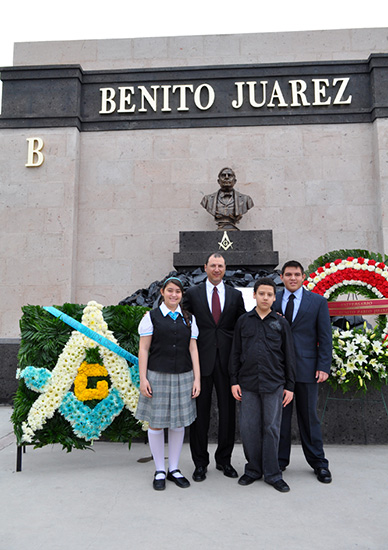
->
[148,427,185,480]
[148,428,165,479]
[168,427,185,477]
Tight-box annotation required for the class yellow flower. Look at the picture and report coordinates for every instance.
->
[74,362,109,401]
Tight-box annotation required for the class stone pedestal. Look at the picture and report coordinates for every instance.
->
[0,339,20,404]
[173,230,279,272]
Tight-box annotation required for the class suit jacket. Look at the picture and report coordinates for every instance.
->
[183,281,246,377]
[274,288,332,383]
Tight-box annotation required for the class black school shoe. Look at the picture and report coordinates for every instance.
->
[265,479,290,493]
[153,470,166,491]
[192,466,207,482]
[216,463,238,478]
[314,467,332,484]
[167,469,191,488]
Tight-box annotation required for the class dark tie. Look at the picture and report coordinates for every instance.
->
[212,287,221,324]
[285,294,295,325]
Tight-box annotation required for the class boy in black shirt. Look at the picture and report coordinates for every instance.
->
[230,278,296,492]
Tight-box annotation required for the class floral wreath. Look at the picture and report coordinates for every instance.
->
[17,301,147,444]
[304,255,388,391]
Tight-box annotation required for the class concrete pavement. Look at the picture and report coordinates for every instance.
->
[1,405,387,550]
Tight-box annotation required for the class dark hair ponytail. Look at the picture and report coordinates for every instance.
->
[181,309,192,329]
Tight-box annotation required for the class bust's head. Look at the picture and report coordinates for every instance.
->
[217,167,236,191]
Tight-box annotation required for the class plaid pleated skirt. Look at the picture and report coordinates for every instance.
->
[134,369,197,429]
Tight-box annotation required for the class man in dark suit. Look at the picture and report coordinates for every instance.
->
[274,260,333,483]
[183,252,246,481]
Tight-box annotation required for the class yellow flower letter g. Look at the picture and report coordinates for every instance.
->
[74,362,109,402]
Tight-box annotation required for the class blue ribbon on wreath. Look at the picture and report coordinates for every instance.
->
[44,306,139,367]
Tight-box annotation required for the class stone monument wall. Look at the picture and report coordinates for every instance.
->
[2,28,388,338]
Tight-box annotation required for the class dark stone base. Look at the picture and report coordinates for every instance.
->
[173,230,279,271]
[318,385,388,444]
[0,339,20,404]
[205,385,388,446]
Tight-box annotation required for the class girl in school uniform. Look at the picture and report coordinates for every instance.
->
[135,277,201,490]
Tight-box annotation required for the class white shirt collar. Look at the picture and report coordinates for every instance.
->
[206,278,225,292]
[160,302,183,317]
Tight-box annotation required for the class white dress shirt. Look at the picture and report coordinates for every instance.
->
[205,279,225,313]
[138,302,199,338]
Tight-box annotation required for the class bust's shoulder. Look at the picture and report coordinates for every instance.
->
[201,190,218,203]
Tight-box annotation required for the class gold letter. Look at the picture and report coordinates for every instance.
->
[312,79,331,106]
[289,79,311,107]
[25,137,44,167]
[232,82,245,109]
[193,84,215,110]
[267,81,288,108]
[333,77,352,105]
[118,86,136,113]
[160,85,172,112]
[172,84,194,111]
[138,85,160,112]
[247,81,268,108]
[99,87,117,114]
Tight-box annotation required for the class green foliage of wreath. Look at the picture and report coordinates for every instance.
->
[307,249,388,275]
[12,304,149,452]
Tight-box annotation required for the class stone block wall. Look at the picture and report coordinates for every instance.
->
[1,28,387,338]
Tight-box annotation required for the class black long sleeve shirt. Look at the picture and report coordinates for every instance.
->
[229,309,296,393]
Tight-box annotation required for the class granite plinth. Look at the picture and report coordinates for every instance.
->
[173,230,279,271]
[0,339,20,404]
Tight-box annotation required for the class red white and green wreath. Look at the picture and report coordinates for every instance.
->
[304,255,388,392]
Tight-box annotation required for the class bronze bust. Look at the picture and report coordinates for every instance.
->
[200,167,254,230]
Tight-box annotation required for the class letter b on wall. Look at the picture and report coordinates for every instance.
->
[26,137,44,167]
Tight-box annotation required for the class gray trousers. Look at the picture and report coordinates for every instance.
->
[239,386,283,483]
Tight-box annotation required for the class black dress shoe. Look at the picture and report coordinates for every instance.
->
[266,479,290,493]
[192,466,207,482]
[238,474,258,486]
[167,469,190,488]
[216,463,238,478]
[314,467,332,484]
[153,470,166,491]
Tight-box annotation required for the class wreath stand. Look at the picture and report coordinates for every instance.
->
[16,444,26,472]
